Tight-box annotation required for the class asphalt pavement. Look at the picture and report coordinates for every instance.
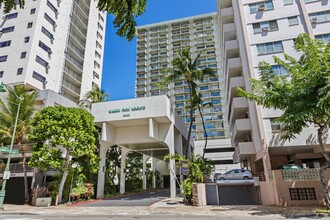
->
[79,189,170,207]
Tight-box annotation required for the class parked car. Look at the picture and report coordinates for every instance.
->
[216,169,253,180]
[278,164,302,170]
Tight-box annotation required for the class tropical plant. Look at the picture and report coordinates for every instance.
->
[104,145,121,195]
[164,153,214,203]
[0,85,38,204]
[1,0,146,41]
[125,152,143,192]
[79,86,109,109]
[237,33,330,208]
[163,48,214,157]
[28,106,99,204]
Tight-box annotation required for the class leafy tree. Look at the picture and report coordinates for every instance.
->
[0,86,38,204]
[28,106,99,204]
[163,49,214,157]
[164,153,214,203]
[125,152,143,192]
[104,145,121,195]
[1,0,146,41]
[79,86,109,109]
[237,33,330,208]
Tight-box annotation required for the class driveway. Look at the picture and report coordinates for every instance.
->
[79,189,170,207]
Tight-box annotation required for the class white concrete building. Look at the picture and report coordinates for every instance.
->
[218,0,330,205]
[135,13,240,173]
[0,0,106,102]
[91,95,193,199]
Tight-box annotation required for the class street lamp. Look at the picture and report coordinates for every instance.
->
[68,163,79,203]
[0,82,24,209]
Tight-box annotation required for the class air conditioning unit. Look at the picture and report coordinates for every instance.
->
[258,4,265,11]
[2,16,7,20]
[310,17,317,24]
[53,24,57,28]
[48,50,52,55]
[56,11,59,16]
[46,65,50,69]
[262,26,269,31]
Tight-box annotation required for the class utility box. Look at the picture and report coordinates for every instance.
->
[36,197,52,207]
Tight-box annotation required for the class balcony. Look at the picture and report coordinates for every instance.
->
[137,67,146,72]
[223,23,237,42]
[66,54,83,72]
[62,80,81,97]
[228,76,244,102]
[225,40,239,60]
[237,141,256,156]
[232,118,252,141]
[227,57,242,79]
[0,163,34,174]
[221,7,234,24]
[64,69,82,86]
[229,97,248,124]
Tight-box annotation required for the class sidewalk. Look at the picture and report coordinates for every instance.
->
[0,200,327,218]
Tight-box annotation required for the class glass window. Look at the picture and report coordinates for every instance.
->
[211,91,220,97]
[288,16,299,26]
[200,85,209,90]
[44,13,55,26]
[257,41,284,55]
[0,55,8,62]
[0,40,11,48]
[0,71,3,78]
[46,0,58,14]
[20,52,27,59]
[32,71,46,83]
[17,68,23,75]
[253,20,278,33]
[2,26,15,33]
[211,99,221,104]
[41,26,54,40]
[315,34,330,44]
[24,36,30,43]
[27,22,33,28]
[249,1,274,13]
[35,55,49,67]
[272,65,289,76]
[4,12,18,20]
[38,41,51,53]
[30,8,36,14]
[270,118,283,132]
[309,11,330,24]
[283,0,293,5]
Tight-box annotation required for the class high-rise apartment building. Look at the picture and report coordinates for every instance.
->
[218,0,330,205]
[135,13,240,172]
[0,0,106,102]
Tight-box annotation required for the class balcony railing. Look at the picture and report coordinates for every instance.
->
[0,144,32,154]
[0,163,34,173]
[281,169,320,181]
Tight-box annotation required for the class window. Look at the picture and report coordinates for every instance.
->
[309,11,330,24]
[0,55,8,62]
[38,41,51,53]
[20,52,27,59]
[27,22,33,28]
[44,13,55,26]
[32,71,46,83]
[97,31,103,40]
[211,91,220,97]
[4,12,18,20]
[24,37,30,43]
[315,34,330,44]
[17,68,23,75]
[94,61,100,69]
[283,0,293,5]
[288,16,299,26]
[257,41,283,55]
[98,13,104,22]
[93,71,99,79]
[305,0,321,3]
[0,40,11,48]
[249,1,274,13]
[96,41,102,49]
[270,118,283,132]
[95,51,101,59]
[0,71,3,78]
[289,188,316,200]
[211,99,221,105]
[46,0,58,14]
[35,55,49,67]
[30,8,36,14]
[175,95,184,101]
[272,65,289,76]
[200,85,209,90]
[98,22,103,31]
[253,20,278,33]
[41,26,54,40]
[2,26,15,33]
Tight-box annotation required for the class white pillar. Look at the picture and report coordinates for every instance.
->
[96,144,109,199]
[151,157,158,189]
[142,154,149,190]
[120,146,130,194]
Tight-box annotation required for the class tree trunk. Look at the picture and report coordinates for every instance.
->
[185,84,194,157]
[18,142,30,204]
[317,128,330,209]
[58,151,70,204]
[198,106,208,159]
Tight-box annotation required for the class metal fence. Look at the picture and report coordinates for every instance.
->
[0,163,34,173]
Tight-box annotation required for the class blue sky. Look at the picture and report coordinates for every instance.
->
[101,0,217,101]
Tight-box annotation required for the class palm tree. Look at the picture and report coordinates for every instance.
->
[0,85,38,204]
[190,93,213,159]
[163,48,214,157]
[79,86,109,109]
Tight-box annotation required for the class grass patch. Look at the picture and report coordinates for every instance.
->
[315,209,330,214]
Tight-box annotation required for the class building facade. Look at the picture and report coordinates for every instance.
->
[135,13,240,172]
[0,0,106,102]
[218,0,330,205]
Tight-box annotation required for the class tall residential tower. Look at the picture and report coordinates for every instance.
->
[0,0,106,102]
[135,13,239,172]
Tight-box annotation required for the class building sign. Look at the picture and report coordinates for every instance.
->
[109,106,146,117]
[181,160,189,175]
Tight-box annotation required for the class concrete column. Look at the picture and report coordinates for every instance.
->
[142,154,149,190]
[151,157,158,189]
[120,146,130,194]
[96,143,109,199]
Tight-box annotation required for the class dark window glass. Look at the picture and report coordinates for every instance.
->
[41,26,54,40]
[38,41,51,53]
[27,22,33,28]
[0,55,8,62]
[30,8,36,14]
[0,40,11,47]
[17,68,23,75]
[20,52,27,59]
[32,71,46,82]
[44,13,55,25]
[24,37,30,43]
[46,0,58,14]
[1,26,15,33]
[35,55,49,67]
[0,71,3,78]
[4,12,18,20]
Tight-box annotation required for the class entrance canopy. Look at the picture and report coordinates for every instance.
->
[91,96,193,198]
